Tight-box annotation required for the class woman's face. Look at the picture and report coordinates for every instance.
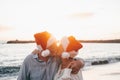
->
[68,50,78,58]
[58,44,78,58]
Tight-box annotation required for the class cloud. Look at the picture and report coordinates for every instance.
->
[0,25,14,32]
[100,32,120,40]
[69,12,94,19]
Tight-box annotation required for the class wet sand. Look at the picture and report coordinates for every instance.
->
[82,62,120,80]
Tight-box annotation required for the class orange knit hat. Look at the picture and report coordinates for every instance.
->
[34,31,56,57]
[61,36,83,58]
[66,36,83,52]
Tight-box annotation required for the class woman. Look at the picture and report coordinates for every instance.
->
[54,36,84,80]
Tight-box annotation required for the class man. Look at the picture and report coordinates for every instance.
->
[17,31,84,80]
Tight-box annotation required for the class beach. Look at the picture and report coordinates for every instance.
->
[0,43,120,80]
[82,62,120,80]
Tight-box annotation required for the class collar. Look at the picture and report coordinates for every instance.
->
[32,54,53,63]
[33,54,38,58]
[33,54,43,62]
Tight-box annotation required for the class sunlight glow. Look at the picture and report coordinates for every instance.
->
[0,0,120,40]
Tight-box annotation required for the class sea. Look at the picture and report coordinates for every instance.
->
[0,42,120,80]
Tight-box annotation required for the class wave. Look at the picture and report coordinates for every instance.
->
[84,55,120,66]
[0,66,20,77]
[0,56,120,77]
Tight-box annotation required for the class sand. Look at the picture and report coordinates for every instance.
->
[82,62,120,80]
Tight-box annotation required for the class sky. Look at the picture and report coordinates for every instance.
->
[0,0,120,41]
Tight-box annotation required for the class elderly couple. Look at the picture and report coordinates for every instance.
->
[17,31,84,80]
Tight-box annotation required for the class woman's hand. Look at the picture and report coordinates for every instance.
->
[68,60,84,74]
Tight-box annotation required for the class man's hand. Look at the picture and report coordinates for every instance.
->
[68,60,84,74]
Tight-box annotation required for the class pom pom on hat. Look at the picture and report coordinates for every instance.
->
[34,31,56,57]
[41,49,50,57]
[62,52,70,59]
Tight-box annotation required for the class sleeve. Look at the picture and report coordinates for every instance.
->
[78,70,83,80]
[17,58,30,80]
[71,70,83,80]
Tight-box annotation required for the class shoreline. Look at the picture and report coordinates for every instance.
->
[6,39,120,44]
[0,62,120,80]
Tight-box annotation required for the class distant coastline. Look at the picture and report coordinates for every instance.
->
[6,39,120,44]
[7,40,35,44]
[80,39,120,43]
